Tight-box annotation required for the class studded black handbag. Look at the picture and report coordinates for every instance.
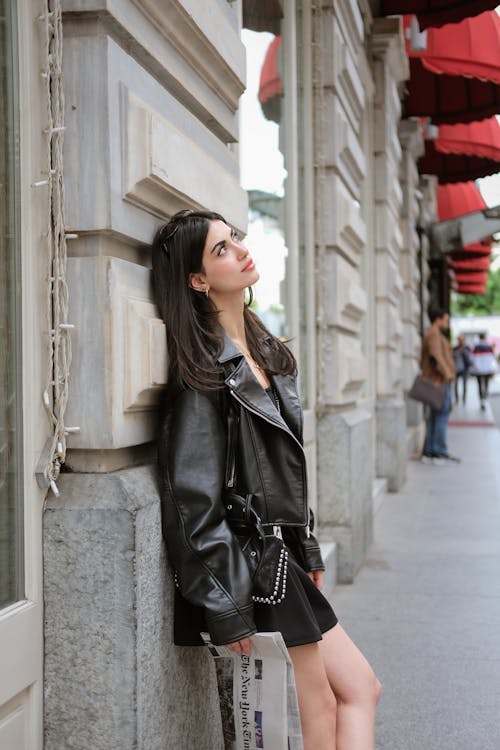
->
[223,490,288,605]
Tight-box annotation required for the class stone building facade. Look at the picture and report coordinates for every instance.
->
[1,1,432,747]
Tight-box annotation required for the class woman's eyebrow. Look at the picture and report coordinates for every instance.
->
[210,239,226,254]
[210,228,234,254]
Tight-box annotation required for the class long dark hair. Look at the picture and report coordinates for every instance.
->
[151,209,296,392]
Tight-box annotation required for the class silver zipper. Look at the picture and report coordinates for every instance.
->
[228,388,309,525]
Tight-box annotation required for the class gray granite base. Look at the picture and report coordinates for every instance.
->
[317,409,374,583]
[43,466,223,750]
[375,399,407,491]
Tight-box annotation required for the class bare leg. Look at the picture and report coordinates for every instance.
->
[288,642,337,749]
[319,625,381,750]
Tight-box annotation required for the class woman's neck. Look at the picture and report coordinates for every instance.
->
[215,292,247,347]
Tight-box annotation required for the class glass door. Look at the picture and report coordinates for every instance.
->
[0,0,24,614]
[0,2,44,747]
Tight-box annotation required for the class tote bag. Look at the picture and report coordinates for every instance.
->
[408,374,447,410]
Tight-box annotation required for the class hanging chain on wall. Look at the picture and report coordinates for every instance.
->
[35,0,79,497]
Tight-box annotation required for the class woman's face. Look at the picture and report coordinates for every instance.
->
[193,219,259,296]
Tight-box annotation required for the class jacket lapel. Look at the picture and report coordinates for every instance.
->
[218,332,298,439]
[270,373,302,442]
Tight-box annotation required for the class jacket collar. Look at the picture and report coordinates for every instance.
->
[217,330,302,442]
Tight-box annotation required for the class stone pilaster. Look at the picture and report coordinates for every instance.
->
[44,468,223,750]
[370,18,408,490]
[399,119,426,452]
[314,2,374,580]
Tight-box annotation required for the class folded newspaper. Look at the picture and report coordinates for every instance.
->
[202,631,304,750]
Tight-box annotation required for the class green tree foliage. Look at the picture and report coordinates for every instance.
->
[451,265,500,316]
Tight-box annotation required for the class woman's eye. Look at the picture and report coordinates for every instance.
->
[231,230,240,242]
[217,244,227,256]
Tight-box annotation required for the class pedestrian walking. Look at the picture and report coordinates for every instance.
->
[421,307,458,465]
[152,209,381,750]
[470,332,498,410]
[452,333,473,405]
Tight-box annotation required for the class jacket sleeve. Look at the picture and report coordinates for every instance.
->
[158,389,256,645]
[428,330,455,382]
[283,509,325,572]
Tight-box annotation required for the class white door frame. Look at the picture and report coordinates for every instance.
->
[0,2,49,748]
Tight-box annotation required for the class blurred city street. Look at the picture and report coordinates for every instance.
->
[330,375,500,750]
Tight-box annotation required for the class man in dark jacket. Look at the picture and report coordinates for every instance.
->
[452,334,473,405]
[421,307,458,465]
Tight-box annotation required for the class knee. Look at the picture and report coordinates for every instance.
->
[356,671,382,710]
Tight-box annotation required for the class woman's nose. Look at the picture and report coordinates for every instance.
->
[236,243,249,259]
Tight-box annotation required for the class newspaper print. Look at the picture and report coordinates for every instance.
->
[202,632,304,750]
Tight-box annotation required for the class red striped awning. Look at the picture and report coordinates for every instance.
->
[436,181,494,258]
[381,2,498,30]
[452,255,491,271]
[419,116,500,182]
[404,12,500,123]
[449,241,493,259]
[405,12,500,81]
[437,180,489,220]
[456,283,487,294]
[454,270,488,284]
[437,182,487,221]
[258,36,282,123]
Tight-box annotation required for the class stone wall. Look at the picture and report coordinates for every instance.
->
[44,2,246,746]
[314,2,374,582]
[44,468,223,750]
[371,17,408,491]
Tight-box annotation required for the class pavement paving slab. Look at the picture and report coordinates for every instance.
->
[328,407,500,750]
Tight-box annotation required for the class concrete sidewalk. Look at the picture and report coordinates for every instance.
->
[329,411,500,748]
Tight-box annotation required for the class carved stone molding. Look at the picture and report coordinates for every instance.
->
[370,17,409,85]
[62,0,245,142]
[124,298,167,412]
[66,256,167,449]
[323,94,365,196]
[322,174,366,265]
[376,301,403,348]
[122,86,248,232]
[374,151,403,213]
[376,348,402,395]
[320,329,367,406]
[322,251,367,333]
[321,14,365,128]
[374,206,404,259]
[399,119,425,161]
[134,0,244,112]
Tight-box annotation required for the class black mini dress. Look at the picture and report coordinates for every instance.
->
[173,386,338,648]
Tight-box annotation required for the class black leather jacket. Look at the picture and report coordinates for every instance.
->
[158,334,324,645]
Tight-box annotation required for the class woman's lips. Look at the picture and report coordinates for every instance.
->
[242,258,255,271]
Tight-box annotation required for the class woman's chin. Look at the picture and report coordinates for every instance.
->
[248,269,260,284]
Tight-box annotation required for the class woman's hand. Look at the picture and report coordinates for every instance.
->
[225,637,252,655]
[307,569,324,590]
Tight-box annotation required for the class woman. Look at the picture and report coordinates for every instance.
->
[152,209,381,750]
